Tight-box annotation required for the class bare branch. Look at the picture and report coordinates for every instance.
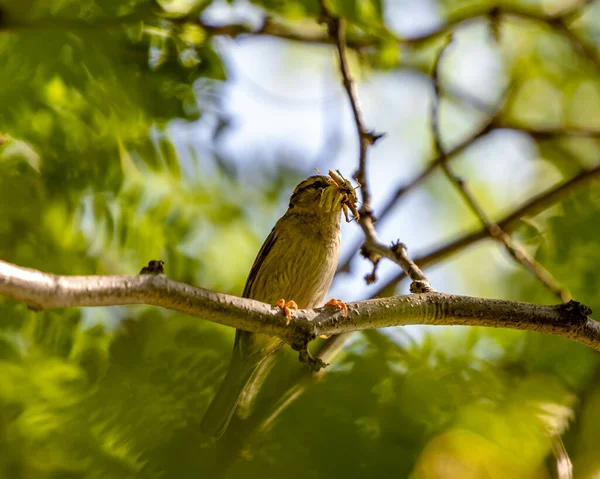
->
[0,260,598,356]
[197,3,600,63]
[430,35,571,303]
[336,103,501,275]
[336,124,600,274]
[321,8,381,217]
[523,126,600,140]
[5,1,597,69]
[320,1,433,292]
[0,260,308,343]
[373,162,600,297]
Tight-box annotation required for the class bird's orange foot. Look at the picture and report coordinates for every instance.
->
[324,298,348,317]
[275,299,298,326]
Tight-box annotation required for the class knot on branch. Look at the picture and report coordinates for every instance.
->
[390,240,407,254]
[364,266,379,285]
[359,206,376,223]
[139,260,165,275]
[292,340,329,372]
[488,224,505,240]
[547,16,566,29]
[318,12,339,38]
[410,280,435,294]
[363,130,386,146]
[559,300,593,323]
[360,243,382,284]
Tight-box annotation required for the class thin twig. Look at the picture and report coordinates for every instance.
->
[319,0,434,292]
[200,2,599,70]
[324,12,381,217]
[336,123,600,274]
[430,35,571,302]
[524,127,600,140]
[4,1,597,68]
[336,91,501,274]
[373,162,600,297]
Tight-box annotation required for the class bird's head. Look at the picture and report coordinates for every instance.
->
[288,170,360,222]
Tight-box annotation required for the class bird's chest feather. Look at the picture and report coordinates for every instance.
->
[250,214,340,309]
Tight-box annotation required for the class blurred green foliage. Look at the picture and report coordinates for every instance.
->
[0,0,600,477]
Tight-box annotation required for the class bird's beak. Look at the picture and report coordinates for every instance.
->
[318,183,344,213]
[324,170,360,223]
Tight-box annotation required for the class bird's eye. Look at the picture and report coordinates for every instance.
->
[306,179,329,190]
[288,176,332,208]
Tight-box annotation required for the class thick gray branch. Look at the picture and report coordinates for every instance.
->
[0,260,597,352]
[0,260,308,342]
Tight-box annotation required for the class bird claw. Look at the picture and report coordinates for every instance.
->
[274,299,298,326]
[324,298,348,317]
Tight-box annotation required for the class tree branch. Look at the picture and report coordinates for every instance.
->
[336,102,501,275]
[336,124,600,275]
[0,260,598,355]
[320,1,434,292]
[327,16,380,214]
[430,35,571,303]
[5,2,596,68]
[0,260,308,340]
[373,162,600,297]
[197,3,599,68]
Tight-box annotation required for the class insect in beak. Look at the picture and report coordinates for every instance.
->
[327,169,360,223]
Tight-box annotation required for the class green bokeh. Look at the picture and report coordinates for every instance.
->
[1,0,600,477]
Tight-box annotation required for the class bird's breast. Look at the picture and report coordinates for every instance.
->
[247,212,341,309]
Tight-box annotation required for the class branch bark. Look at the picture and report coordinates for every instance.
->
[0,260,598,353]
[320,1,434,293]
[430,35,571,303]
[199,3,599,69]
[372,162,600,297]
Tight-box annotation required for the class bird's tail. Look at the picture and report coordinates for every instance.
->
[200,346,264,440]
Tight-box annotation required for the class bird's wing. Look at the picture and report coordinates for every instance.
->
[242,226,277,299]
[201,227,281,439]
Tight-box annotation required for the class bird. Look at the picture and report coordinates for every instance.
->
[200,170,359,439]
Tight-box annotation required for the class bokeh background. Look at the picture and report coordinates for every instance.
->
[1,0,600,477]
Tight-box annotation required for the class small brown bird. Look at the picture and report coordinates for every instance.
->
[200,171,358,439]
